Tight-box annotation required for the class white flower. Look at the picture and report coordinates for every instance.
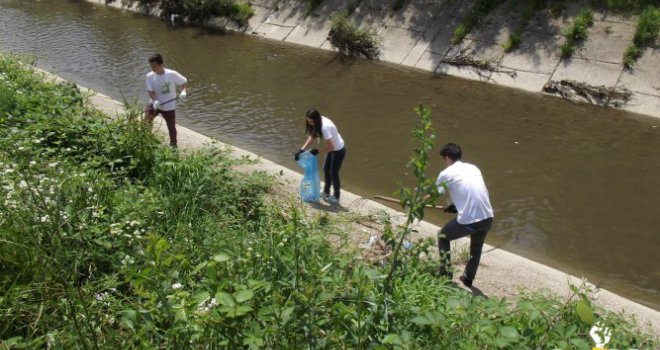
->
[33,139,41,144]
[172,283,183,290]
[18,180,28,189]
[29,161,36,166]
[40,215,50,223]
[95,292,108,301]
[48,162,58,168]
[17,147,24,151]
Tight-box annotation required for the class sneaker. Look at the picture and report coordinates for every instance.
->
[326,195,339,205]
[459,275,473,288]
[321,192,330,202]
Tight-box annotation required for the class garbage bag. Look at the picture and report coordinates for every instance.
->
[296,151,320,202]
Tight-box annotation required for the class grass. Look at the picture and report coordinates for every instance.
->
[561,7,595,58]
[503,0,546,52]
[149,0,254,25]
[328,11,381,60]
[451,0,508,44]
[0,54,658,349]
[624,5,660,67]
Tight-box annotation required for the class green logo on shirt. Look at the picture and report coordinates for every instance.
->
[160,81,170,95]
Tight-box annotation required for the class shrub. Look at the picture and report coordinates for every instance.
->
[561,7,594,58]
[624,5,660,67]
[328,11,381,60]
[158,0,254,25]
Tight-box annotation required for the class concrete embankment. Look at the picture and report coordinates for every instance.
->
[86,0,660,119]
[37,68,660,334]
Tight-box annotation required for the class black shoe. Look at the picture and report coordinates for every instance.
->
[459,275,473,288]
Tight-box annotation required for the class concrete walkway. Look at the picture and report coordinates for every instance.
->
[37,68,658,335]
[88,0,660,118]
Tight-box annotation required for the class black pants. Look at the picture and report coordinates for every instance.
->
[145,108,177,146]
[438,217,493,283]
[323,147,346,199]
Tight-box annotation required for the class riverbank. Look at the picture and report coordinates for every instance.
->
[38,66,660,334]
[86,0,660,119]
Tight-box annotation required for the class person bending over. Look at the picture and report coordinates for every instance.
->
[296,109,346,205]
[435,143,494,287]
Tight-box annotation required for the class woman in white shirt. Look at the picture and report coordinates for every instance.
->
[296,109,346,205]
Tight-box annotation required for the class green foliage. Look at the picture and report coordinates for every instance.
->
[155,0,254,25]
[504,0,545,52]
[624,5,660,67]
[503,31,522,52]
[561,7,595,58]
[0,55,658,349]
[451,0,507,44]
[329,11,381,60]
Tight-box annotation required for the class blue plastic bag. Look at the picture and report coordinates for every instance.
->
[296,151,320,202]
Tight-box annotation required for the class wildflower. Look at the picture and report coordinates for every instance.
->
[197,297,218,312]
[172,283,183,290]
[18,180,28,189]
[40,215,50,223]
[48,162,58,168]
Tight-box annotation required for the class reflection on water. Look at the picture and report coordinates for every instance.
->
[1,0,659,309]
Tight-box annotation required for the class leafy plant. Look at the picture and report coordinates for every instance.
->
[328,11,381,60]
[561,7,594,58]
[624,5,660,67]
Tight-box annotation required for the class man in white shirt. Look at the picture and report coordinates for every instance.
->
[435,143,494,287]
[144,53,187,147]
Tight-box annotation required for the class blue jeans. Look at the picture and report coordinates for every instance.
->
[438,217,493,283]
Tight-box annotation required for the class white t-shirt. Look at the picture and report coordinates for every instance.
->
[436,161,494,224]
[146,68,187,111]
[321,116,345,151]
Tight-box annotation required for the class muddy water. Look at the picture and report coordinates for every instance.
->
[2,0,659,309]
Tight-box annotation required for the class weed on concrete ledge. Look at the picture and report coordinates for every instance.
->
[623,5,660,68]
[328,11,381,60]
[560,7,594,58]
[503,0,545,52]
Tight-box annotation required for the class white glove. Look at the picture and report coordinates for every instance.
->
[179,89,187,99]
[152,100,161,110]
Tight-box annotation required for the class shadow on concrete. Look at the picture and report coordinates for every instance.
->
[466,284,488,298]
[309,201,350,213]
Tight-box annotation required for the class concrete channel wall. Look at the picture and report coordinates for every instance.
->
[93,0,660,118]
[36,61,660,334]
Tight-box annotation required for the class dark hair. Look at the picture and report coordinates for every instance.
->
[305,108,323,138]
[148,53,164,65]
[440,143,462,161]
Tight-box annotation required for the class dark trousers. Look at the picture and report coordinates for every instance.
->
[145,108,177,146]
[438,217,493,283]
[323,147,346,199]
